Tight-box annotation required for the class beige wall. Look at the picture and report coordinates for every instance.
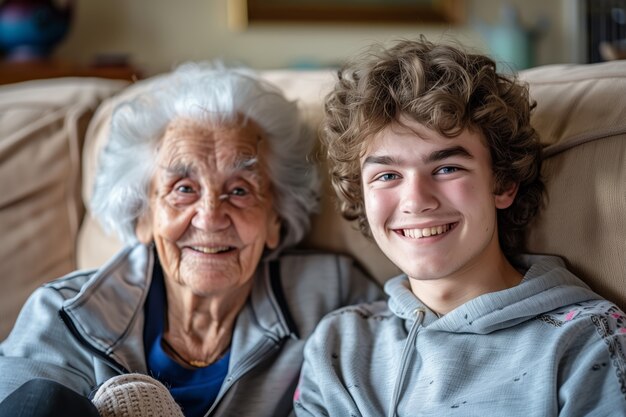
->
[57,0,578,76]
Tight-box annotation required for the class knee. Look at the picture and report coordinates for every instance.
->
[0,378,98,417]
[20,378,68,394]
[17,378,73,403]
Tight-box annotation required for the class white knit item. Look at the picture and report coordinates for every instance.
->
[92,373,185,417]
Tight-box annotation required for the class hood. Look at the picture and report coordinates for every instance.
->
[385,254,604,334]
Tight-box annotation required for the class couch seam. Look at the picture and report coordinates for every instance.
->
[543,125,626,158]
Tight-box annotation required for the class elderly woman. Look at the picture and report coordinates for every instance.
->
[0,63,382,417]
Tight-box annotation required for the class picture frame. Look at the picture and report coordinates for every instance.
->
[228,0,464,30]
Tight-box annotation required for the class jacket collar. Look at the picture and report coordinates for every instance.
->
[61,244,153,372]
[61,244,295,371]
[249,259,299,339]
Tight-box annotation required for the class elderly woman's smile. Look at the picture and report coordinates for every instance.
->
[187,245,233,254]
[182,244,237,257]
[136,118,281,297]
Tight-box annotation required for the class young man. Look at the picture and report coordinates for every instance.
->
[294,38,626,416]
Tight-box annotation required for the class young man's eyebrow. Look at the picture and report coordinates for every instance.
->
[362,145,473,169]
[362,155,396,168]
[424,145,474,164]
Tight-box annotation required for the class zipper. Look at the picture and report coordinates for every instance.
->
[59,309,129,375]
[204,258,294,415]
[204,336,283,416]
[388,308,426,417]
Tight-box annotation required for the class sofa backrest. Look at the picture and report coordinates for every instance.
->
[520,62,626,308]
[0,77,128,337]
[1,61,624,340]
[76,61,626,310]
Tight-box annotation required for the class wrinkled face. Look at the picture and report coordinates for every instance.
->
[136,118,281,297]
[360,118,516,282]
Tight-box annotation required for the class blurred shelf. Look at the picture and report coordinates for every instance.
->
[0,60,141,85]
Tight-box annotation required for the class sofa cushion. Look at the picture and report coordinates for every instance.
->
[0,77,128,338]
[520,61,626,309]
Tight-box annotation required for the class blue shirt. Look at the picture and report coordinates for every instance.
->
[144,262,230,417]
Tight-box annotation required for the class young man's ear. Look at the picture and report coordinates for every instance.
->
[495,182,519,209]
[135,210,153,244]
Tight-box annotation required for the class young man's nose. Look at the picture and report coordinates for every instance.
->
[401,175,439,214]
[191,192,230,231]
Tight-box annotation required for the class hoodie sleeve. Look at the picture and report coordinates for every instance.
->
[557,304,626,415]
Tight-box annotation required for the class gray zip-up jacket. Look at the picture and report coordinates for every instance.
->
[0,243,383,416]
[295,255,626,417]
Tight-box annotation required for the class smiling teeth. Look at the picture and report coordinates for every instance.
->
[403,224,450,239]
[191,246,231,254]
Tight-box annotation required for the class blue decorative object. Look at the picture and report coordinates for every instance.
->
[0,0,73,61]
[477,4,549,72]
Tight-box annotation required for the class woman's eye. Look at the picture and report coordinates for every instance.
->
[176,184,194,193]
[230,187,248,197]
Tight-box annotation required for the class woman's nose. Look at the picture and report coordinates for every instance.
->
[191,192,230,231]
[400,175,439,214]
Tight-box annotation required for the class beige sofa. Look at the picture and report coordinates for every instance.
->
[1,61,625,340]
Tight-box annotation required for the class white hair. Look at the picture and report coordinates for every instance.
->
[91,62,319,256]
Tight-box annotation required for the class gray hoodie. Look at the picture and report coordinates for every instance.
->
[295,255,626,416]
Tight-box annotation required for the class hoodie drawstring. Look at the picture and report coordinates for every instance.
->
[387,308,425,417]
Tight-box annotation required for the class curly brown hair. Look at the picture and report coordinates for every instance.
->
[322,37,544,257]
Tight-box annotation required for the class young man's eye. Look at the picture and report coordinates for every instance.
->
[435,166,459,175]
[377,173,399,182]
